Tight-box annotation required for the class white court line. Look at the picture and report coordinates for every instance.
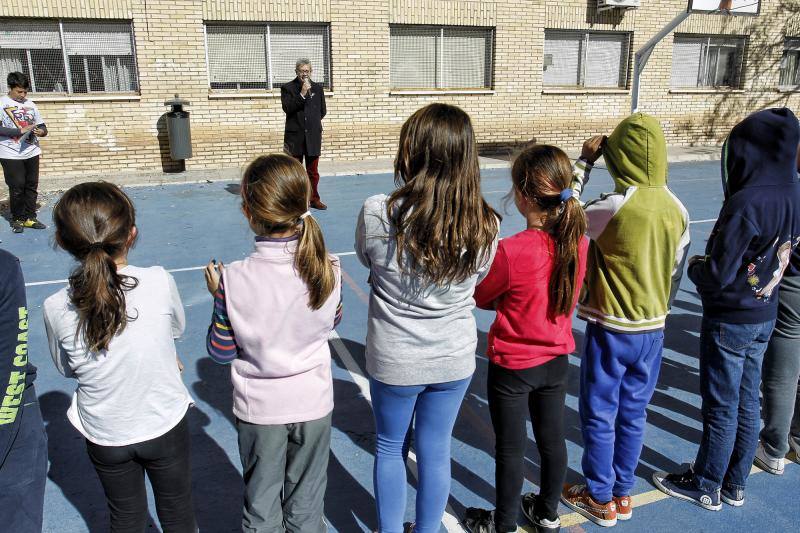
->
[24,251,359,288]
[329,331,466,533]
[690,218,716,224]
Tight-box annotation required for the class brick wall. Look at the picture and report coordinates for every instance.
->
[0,0,798,180]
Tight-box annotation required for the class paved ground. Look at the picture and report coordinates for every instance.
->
[25,144,722,193]
[2,159,799,532]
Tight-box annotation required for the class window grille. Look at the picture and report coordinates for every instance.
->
[205,23,331,90]
[671,35,746,88]
[389,25,494,90]
[779,38,800,89]
[0,18,138,94]
[543,30,630,89]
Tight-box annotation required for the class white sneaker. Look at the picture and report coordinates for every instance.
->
[753,441,784,475]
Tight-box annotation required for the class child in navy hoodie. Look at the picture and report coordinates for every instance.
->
[654,108,800,510]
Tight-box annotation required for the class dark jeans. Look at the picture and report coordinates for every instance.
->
[693,317,775,492]
[292,153,321,202]
[1,156,40,221]
[0,386,47,533]
[488,357,568,530]
[86,412,196,533]
[236,413,331,533]
[760,280,800,458]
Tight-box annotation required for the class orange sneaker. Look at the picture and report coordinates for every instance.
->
[613,495,632,520]
[561,483,617,527]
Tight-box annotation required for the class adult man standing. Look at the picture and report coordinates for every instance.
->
[281,59,327,210]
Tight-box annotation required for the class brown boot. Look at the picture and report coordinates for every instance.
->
[311,199,328,210]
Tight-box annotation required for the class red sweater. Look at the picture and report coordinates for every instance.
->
[474,229,589,369]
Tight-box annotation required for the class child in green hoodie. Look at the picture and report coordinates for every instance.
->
[560,114,690,527]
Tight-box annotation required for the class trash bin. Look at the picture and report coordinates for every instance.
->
[164,95,192,160]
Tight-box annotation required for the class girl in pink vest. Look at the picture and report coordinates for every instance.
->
[204,154,342,533]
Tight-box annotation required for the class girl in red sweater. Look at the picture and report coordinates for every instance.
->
[464,145,589,533]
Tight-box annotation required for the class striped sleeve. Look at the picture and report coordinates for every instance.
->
[206,277,239,364]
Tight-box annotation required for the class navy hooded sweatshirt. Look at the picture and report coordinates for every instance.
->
[689,107,800,323]
[0,249,37,467]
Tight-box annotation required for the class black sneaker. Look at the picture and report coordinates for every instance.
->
[11,220,23,233]
[721,484,744,507]
[463,508,497,533]
[521,492,561,532]
[402,522,415,533]
[652,467,722,511]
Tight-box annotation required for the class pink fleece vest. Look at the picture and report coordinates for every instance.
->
[222,239,340,424]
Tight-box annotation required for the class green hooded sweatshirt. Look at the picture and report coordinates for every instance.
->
[571,113,690,332]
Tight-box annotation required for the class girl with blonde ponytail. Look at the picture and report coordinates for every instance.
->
[44,182,196,532]
[204,153,341,533]
[465,144,589,533]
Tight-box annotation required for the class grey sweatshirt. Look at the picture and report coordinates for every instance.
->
[354,194,498,386]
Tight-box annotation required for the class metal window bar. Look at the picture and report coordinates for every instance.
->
[266,24,273,90]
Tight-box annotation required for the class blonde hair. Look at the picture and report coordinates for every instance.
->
[241,154,336,309]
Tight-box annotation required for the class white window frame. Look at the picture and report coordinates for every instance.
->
[203,22,332,92]
[542,29,632,89]
[388,24,495,91]
[779,37,800,91]
[672,34,746,89]
[0,18,139,95]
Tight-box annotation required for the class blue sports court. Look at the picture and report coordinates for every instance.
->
[4,159,799,532]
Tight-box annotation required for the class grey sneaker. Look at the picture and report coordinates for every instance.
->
[462,509,496,533]
[721,484,744,507]
[11,220,23,233]
[754,441,784,475]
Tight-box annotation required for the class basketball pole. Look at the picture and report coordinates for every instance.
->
[630,10,690,113]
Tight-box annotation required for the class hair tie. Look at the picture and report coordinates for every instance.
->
[559,189,573,204]
[87,242,105,253]
[299,211,312,221]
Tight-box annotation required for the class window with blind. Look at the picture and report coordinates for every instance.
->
[543,30,631,89]
[205,23,331,91]
[0,19,138,94]
[671,35,746,89]
[389,25,494,90]
[779,38,800,89]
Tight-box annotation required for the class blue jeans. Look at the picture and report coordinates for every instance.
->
[370,376,471,533]
[579,323,664,503]
[0,386,47,533]
[693,317,776,492]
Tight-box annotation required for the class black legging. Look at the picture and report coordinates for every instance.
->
[1,155,39,222]
[85,413,197,533]
[488,356,569,531]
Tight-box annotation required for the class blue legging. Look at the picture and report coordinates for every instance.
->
[370,376,471,533]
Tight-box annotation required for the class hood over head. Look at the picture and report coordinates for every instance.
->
[721,107,800,198]
[603,113,668,193]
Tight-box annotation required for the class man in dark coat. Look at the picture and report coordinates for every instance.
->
[281,59,327,210]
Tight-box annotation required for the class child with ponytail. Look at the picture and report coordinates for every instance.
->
[464,145,589,533]
[204,153,342,533]
[44,182,196,532]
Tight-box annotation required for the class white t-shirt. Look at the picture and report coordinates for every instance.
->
[0,95,44,160]
[43,265,193,446]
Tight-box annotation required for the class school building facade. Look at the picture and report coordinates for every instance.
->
[0,0,798,181]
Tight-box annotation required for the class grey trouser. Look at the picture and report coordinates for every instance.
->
[760,278,800,458]
[237,413,331,533]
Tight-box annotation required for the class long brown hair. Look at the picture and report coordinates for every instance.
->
[53,182,139,352]
[241,153,336,309]
[512,144,587,318]
[388,103,499,285]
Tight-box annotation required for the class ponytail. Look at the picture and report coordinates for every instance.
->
[53,182,138,352]
[512,144,587,320]
[296,214,336,310]
[548,196,586,319]
[241,154,336,310]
